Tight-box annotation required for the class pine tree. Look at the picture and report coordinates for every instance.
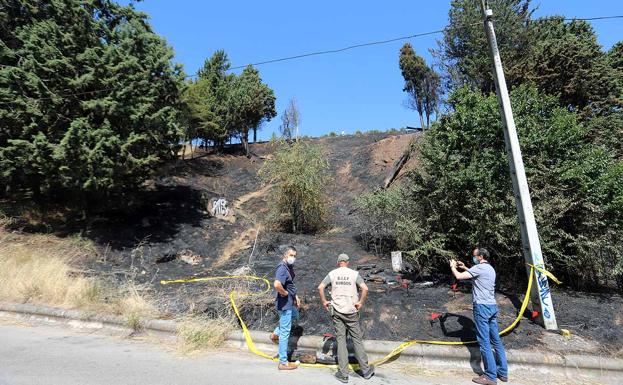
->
[436,0,533,93]
[185,50,234,151]
[0,0,185,205]
[229,65,276,156]
[399,43,440,129]
[184,52,275,155]
[526,17,619,117]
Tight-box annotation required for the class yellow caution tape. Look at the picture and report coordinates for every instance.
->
[528,263,563,285]
[160,264,561,369]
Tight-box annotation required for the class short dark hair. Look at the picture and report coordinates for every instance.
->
[475,247,490,261]
[283,245,297,256]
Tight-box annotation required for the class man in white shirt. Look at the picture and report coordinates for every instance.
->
[318,253,375,383]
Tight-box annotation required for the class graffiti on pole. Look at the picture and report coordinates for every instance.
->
[535,263,552,319]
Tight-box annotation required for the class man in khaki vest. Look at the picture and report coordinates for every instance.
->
[318,253,374,383]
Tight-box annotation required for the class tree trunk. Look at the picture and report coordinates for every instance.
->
[418,112,426,131]
[253,126,257,143]
[181,135,187,160]
[382,150,410,189]
[242,131,250,158]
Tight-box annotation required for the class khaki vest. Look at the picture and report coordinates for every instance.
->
[329,267,360,314]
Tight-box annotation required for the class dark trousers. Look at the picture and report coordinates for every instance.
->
[332,309,370,375]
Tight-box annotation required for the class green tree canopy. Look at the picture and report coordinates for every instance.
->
[183,50,234,150]
[399,43,440,129]
[229,65,276,156]
[608,41,623,105]
[0,0,185,205]
[437,0,619,117]
[525,17,619,116]
[436,0,533,93]
[183,52,275,155]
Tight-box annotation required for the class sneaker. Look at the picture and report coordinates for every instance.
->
[472,375,497,385]
[362,365,375,379]
[269,333,279,344]
[335,372,349,383]
[498,375,508,382]
[277,362,298,370]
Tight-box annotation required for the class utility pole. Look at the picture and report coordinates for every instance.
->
[479,1,558,330]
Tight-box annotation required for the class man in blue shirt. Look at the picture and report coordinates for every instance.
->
[450,247,508,385]
[272,245,301,370]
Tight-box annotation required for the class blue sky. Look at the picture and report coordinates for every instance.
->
[125,1,623,140]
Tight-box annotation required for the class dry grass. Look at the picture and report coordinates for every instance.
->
[176,316,233,353]
[0,230,158,326]
[111,282,158,330]
[0,227,242,350]
[0,232,99,308]
[0,213,14,228]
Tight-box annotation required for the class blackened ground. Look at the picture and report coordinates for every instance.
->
[59,133,622,357]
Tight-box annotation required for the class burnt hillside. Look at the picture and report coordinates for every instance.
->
[75,131,622,356]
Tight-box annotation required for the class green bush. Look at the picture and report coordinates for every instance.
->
[357,85,623,290]
[0,1,184,205]
[259,142,330,233]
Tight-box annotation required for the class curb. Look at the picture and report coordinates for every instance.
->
[1,302,622,378]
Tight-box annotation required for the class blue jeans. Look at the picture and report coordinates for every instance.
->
[473,304,508,381]
[275,307,299,364]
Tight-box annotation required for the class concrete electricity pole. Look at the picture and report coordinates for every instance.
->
[479,1,558,330]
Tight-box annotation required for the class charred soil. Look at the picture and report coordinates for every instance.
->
[5,133,622,358]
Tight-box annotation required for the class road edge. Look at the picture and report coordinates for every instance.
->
[1,301,621,380]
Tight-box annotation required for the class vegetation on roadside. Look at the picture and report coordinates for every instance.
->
[177,316,233,353]
[354,0,623,292]
[357,85,623,290]
[0,227,233,349]
[259,141,330,233]
[0,231,154,317]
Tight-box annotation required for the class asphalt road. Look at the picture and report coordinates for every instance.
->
[0,321,470,385]
[0,319,611,385]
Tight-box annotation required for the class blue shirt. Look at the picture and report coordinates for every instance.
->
[275,261,297,311]
[467,262,497,305]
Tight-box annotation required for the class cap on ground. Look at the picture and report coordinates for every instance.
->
[337,253,349,262]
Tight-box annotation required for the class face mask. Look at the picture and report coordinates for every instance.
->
[472,256,479,265]
[287,256,296,265]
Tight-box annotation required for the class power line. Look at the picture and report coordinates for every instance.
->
[562,15,623,21]
[225,15,623,72]
[225,29,445,72]
[0,25,450,104]
[1,14,622,105]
